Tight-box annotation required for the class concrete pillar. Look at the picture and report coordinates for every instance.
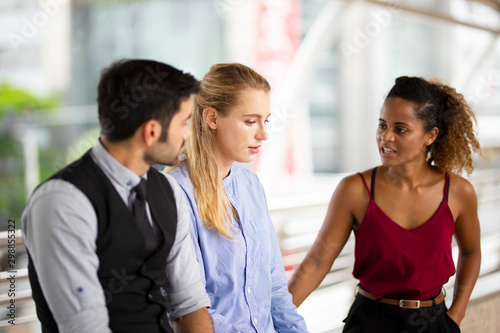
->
[338,3,383,172]
[41,0,72,96]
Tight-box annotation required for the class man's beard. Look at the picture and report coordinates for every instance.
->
[163,140,185,166]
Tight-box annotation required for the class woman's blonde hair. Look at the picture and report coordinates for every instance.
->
[175,63,270,239]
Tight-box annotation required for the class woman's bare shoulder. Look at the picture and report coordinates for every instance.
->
[448,173,477,201]
[335,168,376,199]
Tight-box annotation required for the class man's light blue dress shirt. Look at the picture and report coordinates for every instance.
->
[170,163,308,333]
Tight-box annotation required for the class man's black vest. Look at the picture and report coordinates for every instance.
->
[27,151,177,333]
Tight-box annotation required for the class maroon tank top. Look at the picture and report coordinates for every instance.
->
[352,167,456,300]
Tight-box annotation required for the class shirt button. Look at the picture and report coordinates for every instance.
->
[253,317,258,324]
[247,288,251,294]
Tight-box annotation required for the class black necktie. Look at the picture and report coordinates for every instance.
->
[131,179,157,258]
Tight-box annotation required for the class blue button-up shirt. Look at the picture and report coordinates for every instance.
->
[170,164,308,333]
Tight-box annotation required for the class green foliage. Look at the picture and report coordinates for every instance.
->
[0,83,60,228]
[39,145,64,184]
[0,82,59,116]
[0,133,19,157]
[0,134,25,225]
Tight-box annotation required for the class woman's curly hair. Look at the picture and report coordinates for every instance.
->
[387,76,481,175]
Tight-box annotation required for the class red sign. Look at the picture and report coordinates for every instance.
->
[255,0,301,86]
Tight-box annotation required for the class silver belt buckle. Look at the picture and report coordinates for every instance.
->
[399,299,420,309]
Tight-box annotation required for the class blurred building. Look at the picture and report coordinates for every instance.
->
[2,1,500,332]
[2,0,500,183]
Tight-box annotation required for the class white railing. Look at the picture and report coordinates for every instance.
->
[1,168,499,332]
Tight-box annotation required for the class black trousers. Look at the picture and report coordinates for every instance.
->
[343,294,461,333]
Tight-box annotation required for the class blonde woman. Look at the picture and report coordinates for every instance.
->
[169,63,308,332]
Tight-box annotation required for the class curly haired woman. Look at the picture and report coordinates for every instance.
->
[289,76,481,333]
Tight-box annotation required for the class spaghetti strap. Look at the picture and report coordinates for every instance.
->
[370,167,378,199]
[444,173,450,202]
[357,170,374,201]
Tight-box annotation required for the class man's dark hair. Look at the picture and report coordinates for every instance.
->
[97,59,200,141]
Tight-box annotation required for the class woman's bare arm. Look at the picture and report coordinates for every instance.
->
[447,176,481,325]
[288,175,366,307]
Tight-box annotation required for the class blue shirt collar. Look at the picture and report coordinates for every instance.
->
[90,139,146,190]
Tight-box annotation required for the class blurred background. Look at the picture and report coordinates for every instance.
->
[1,0,500,332]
